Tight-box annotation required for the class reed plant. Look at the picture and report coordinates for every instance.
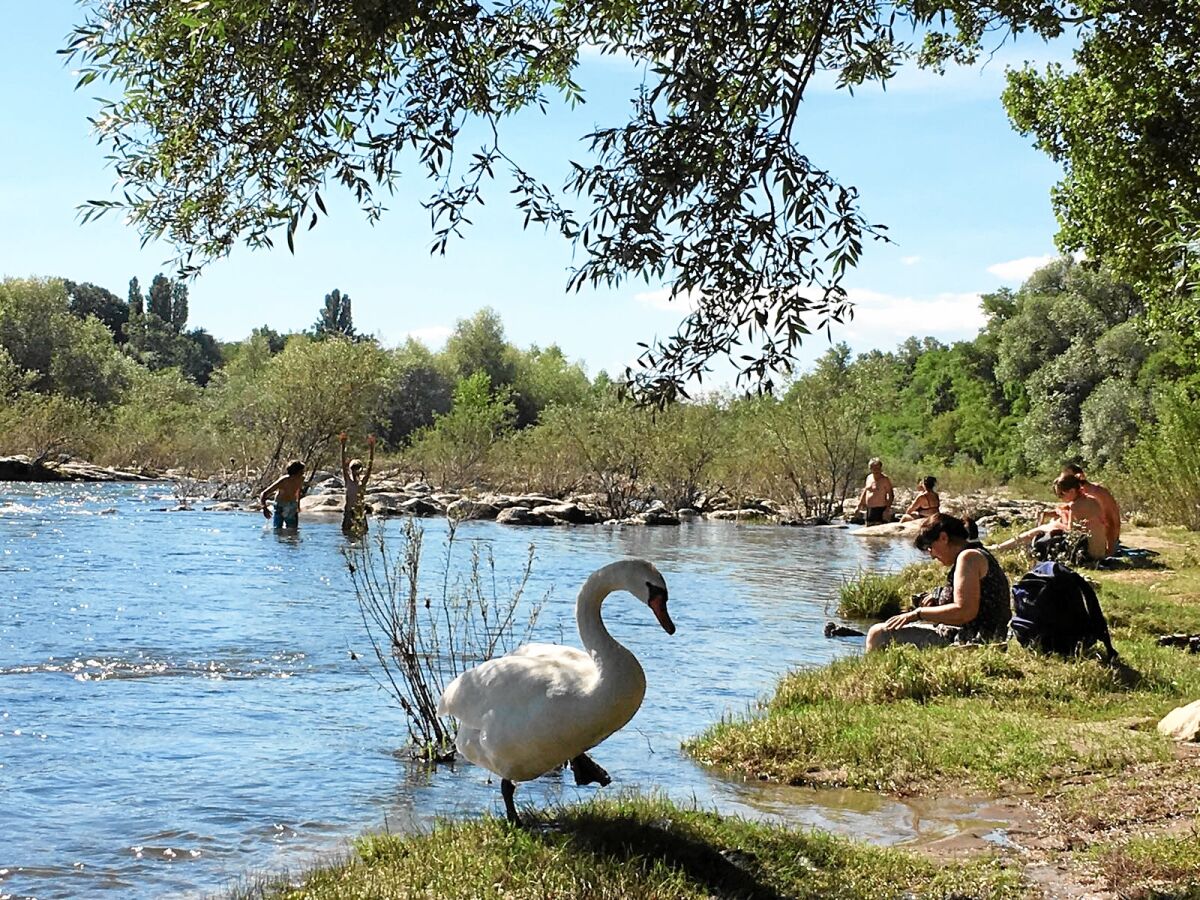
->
[836,563,942,619]
[344,518,545,760]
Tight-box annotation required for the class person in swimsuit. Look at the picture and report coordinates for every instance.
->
[853,457,895,524]
[339,432,376,536]
[866,513,1011,651]
[900,475,940,522]
[260,459,305,529]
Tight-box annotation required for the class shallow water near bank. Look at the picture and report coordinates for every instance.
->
[3,483,995,899]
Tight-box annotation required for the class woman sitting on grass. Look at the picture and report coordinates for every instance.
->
[866,513,1011,651]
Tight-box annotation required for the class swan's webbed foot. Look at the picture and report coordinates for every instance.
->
[569,752,612,787]
[501,778,522,826]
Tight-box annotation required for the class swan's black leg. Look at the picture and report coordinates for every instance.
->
[569,752,612,787]
[501,778,521,825]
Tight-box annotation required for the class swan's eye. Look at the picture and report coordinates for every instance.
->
[646,582,668,604]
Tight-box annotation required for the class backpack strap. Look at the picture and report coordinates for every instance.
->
[1079,576,1118,661]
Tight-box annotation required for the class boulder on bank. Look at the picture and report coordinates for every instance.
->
[531,502,600,525]
[300,494,344,513]
[1158,699,1200,743]
[0,455,151,483]
[496,506,559,526]
[400,497,444,517]
[851,520,922,538]
[446,498,501,521]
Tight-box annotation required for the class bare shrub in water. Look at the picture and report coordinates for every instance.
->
[345,518,545,759]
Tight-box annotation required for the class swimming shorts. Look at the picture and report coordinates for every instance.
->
[273,500,299,529]
[865,506,887,524]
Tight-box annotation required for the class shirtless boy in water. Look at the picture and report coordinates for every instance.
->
[260,460,305,529]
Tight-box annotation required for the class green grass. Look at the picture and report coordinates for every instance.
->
[1088,821,1200,899]
[232,795,1026,900]
[688,640,1199,793]
[696,527,1200,796]
[837,563,942,619]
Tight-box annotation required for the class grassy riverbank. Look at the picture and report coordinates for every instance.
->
[689,526,1200,897]
[234,795,1024,899]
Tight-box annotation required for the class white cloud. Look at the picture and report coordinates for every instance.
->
[633,287,701,313]
[840,287,987,342]
[986,254,1057,282]
[900,255,921,266]
[400,325,453,348]
[577,42,635,67]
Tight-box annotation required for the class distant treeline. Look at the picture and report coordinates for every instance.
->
[1,259,1197,526]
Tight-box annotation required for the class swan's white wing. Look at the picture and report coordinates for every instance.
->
[437,650,608,781]
[438,651,596,726]
[509,643,590,664]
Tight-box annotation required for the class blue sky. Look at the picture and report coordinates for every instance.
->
[1,5,1073,382]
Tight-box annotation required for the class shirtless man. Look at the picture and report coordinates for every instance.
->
[1063,464,1120,555]
[990,474,1107,561]
[260,460,305,529]
[854,458,895,524]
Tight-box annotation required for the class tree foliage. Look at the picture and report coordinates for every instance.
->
[1003,0,1200,349]
[65,0,1089,399]
[313,288,356,339]
[64,280,130,341]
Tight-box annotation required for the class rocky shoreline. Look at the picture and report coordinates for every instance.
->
[210,470,1051,531]
[0,455,153,483]
[1,456,1050,529]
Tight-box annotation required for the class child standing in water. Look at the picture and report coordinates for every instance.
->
[260,460,305,529]
[340,433,375,536]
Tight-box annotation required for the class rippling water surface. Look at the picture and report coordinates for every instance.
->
[1,483,924,899]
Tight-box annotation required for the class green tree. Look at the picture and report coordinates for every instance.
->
[127,276,144,317]
[250,325,287,355]
[442,308,516,391]
[313,288,356,339]
[68,1,1092,398]
[380,338,453,446]
[147,273,173,321]
[1004,3,1200,342]
[510,343,590,427]
[170,281,189,332]
[1079,377,1147,470]
[0,277,132,405]
[100,367,209,470]
[407,372,514,488]
[63,280,129,341]
[1125,385,1200,529]
[212,334,389,486]
[125,312,219,384]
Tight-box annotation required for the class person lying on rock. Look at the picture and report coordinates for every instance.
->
[866,514,1011,651]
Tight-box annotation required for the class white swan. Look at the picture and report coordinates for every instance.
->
[437,558,676,824]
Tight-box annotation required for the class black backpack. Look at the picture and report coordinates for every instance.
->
[1009,560,1118,660]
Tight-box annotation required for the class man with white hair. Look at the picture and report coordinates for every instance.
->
[854,457,894,524]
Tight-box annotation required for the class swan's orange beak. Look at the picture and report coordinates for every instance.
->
[648,587,675,635]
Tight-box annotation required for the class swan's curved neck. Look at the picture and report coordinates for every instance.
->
[576,569,626,661]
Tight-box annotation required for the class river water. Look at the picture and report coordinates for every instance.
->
[1,482,951,899]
